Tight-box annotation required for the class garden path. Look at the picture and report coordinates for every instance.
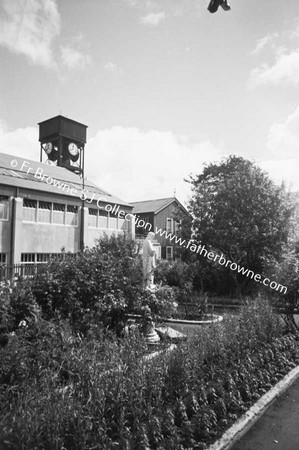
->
[230,375,299,450]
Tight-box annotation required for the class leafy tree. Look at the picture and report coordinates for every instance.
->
[264,245,299,330]
[187,155,294,295]
[172,206,193,261]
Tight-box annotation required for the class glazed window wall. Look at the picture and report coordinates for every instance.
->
[22,199,78,226]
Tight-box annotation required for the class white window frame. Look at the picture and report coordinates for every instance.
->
[88,208,98,228]
[166,246,173,260]
[37,201,52,224]
[52,203,66,225]
[66,205,78,227]
[166,218,173,232]
[0,196,9,221]
[23,199,37,222]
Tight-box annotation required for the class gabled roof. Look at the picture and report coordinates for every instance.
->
[0,152,131,207]
[131,197,189,215]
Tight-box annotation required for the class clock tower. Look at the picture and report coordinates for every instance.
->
[38,115,87,175]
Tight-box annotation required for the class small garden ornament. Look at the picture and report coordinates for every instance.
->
[141,306,160,344]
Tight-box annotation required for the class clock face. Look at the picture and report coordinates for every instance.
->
[68,142,79,156]
[44,142,53,155]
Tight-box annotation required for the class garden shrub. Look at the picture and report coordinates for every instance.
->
[264,247,299,329]
[141,285,177,319]
[155,259,194,290]
[0,282,12,333]
[24,234,145,335]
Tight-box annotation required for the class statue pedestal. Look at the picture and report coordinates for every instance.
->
[142,319,160,344]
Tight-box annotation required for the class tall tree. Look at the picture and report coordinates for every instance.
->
[187,155,294,295]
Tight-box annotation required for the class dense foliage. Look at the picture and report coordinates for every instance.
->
[0,235,181,338]
[0,299,298,449]
[0,234,298,448]
[264,244,299,329]
[187,156,294,296]
[6,235,145,336]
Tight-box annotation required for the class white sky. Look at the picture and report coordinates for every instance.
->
[1,0,299,205]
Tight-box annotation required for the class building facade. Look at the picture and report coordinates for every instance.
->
[0,152,134,267]
[131,197,190,259]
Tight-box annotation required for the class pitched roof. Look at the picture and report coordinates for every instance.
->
[131,197,189,215]
[0,152,131,207]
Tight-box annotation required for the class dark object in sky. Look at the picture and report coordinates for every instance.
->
[208,0,231,13]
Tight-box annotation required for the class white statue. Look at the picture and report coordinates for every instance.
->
[142,231,156,290]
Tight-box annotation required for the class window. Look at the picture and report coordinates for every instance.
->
[0,253,7,264]
[67,205,78,213]
[98,209,108,228]
[166,218,173,232]
[66,205,78,226]
[38,201,51,223]
[166,246,173,260]
[49,253,64,261]
[23,199,37,222]
[23,199,37,208]
[118,215,126,230]
[53,203,65,225]
[39,201,51,209]
[22,253,67,264]
[36,253,62,263]
[21,253,36,263]
[174,219,181,233]
[23,200,78,226]
[109,215,117,229]
[88,208,97,227]
[0,196,9,220]
[88,208,109,228]
[36,253,50,263]
[53,203,65,212]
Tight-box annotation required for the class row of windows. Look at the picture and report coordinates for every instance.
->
[0,196,128,230]
[0,196,9,221]
[0,249,173,264]
[136,218,180,233]
[21,253,75,264]
[23,199,78,226]
[24,199,77,213]
[88,208,126,230]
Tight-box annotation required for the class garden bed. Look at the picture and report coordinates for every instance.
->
[1,300,299,449]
